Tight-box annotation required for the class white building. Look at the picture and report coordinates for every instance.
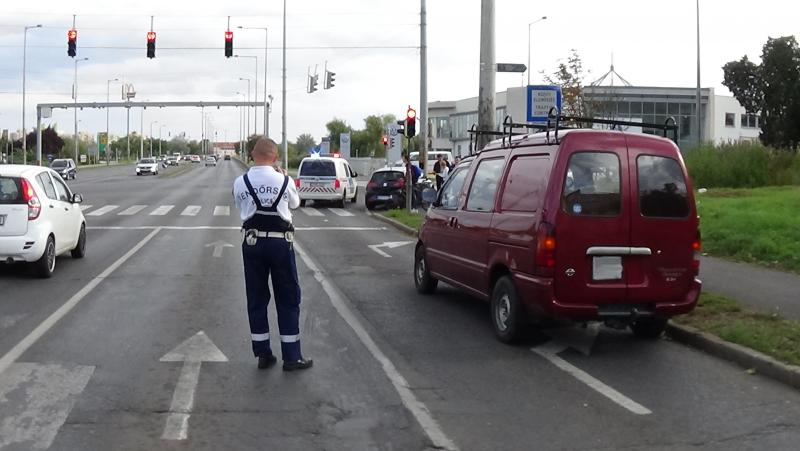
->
[429,86,760,157]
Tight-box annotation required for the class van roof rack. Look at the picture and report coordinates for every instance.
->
[466,110,679,155]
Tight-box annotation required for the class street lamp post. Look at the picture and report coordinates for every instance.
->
[159,124,165,157]
[527,16,547,86]
[73,57,89,165]
[235,55,258,135]
[236,92,245,155]
[239,78,251,140]
[150,121,158,157]
[238,26,269,137]
[106,78,120,165]
[22,24,42,165]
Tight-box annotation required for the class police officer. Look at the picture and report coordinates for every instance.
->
[233,137,313,371]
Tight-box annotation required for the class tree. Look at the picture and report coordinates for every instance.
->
[22,126,64,157]
[723,36,800,149]
[325,119,351,150]
[542,49,589,118]
[295,133,316,153]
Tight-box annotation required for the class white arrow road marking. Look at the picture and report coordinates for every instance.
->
[160,331,228,441]
[205,240,234,258]
[0,363,94,450]
[531,339,652,415]
[368,241,414,258]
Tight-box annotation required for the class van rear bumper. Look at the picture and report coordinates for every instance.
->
[515,273,701,320]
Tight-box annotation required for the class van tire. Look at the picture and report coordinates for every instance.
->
[299,200,306,208]
[630,317,668,339]
[337,192,346,208]
[414,246,438,294]
[34,235,56,279]
[491,276,523,343]
[71,224,86,259]
[350,187,358,203]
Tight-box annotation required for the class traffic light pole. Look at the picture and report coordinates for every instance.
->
[406,136,413,212]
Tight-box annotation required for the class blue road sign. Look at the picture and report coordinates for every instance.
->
[527,85,562,123]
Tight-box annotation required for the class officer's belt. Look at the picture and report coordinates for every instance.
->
[244,230,294,240]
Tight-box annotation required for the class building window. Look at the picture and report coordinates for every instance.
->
[725,113,736,127]
[740,113,758,128]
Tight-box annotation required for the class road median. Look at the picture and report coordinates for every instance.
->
[371,209,421,236]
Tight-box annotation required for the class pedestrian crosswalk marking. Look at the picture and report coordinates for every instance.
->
[300,208,324,217]
[79,205,93,212]
[327,208,354,217]
[181,205,202,216]
[86,205,118,216]
[213,206,230,216]
[150,205,175,216]
[118,205,147,216]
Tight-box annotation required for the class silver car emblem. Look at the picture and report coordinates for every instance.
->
[565,268,576,277]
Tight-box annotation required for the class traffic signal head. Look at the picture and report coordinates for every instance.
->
[382,135,388,146]
[405,107,417,138]
[225,31,233,58]
[146,31,156,59]
[67,29,77,58]
[324,70,336,89]
[309,74,319,93]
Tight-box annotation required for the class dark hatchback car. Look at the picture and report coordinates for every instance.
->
[365,167,408,210]
[415,129,701,343]
[50,159,77,180]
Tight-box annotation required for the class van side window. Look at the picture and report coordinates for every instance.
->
[637,155,690,218]
[561,152,621,217]
[500,156,551,212]
[466,158,505,212]
[438,167,469,210]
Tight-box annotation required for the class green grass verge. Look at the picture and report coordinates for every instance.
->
[697,186,800,273]
[380,209,424,230]
[675,292,800,367]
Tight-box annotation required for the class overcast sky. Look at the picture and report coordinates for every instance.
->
[0,0,796,145]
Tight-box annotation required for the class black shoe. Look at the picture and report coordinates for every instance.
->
[258,355,277,369]
[282,358,313,372]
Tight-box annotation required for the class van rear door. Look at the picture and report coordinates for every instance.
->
[625,135,698,304]
[0,176,28,237]
[553,133,630,308]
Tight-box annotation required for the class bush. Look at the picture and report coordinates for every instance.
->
[684,142,800,188]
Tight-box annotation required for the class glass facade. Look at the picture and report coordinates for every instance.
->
[449,108,507,140]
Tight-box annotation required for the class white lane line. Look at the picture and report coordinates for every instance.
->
[150,205,174,216]
[293,243,458,451]
[87,226,388,231]
[79,205,93,212]
[213,206,230,216]
[531,345,652,415]
[118,205,147,216]
[0,228,162,376]
[327,208,354,217]
[300,208,324,217]
[180,205,202,216]
[86,205,118,216]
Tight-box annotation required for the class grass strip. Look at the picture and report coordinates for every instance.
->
[380,209,424,230]
[674,292,800,367]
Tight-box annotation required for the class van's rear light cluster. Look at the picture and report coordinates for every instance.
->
[21,178,41,220]
[535,222,556,276]
[692,230,702,276]
[295,178,301,188]
[334,179,341,189]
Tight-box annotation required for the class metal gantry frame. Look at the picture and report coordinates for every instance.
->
[34,100,265,165]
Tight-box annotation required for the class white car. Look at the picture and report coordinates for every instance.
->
[136,158,159,176]
[204,156,217,167]
[0,165,86,278]
[296,155,358,208]
[409,150,453,178]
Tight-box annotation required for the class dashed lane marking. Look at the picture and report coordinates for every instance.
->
[213,206,230,216]
[150,205,175,216]
[181,205,202,216]
[327,208,354,217]
[86,205,118,216]
[118,205,147,216]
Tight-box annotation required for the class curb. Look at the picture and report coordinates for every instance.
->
[666,322,800,390]
[370,212,418,237]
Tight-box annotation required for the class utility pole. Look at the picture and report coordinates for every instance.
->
[695,0,702,147]
[106,78,119,165]
[22,24,42,165]
[477,0,496,150]
[139,107,144,160]
[281,0,288,169]
[419,0,428,173]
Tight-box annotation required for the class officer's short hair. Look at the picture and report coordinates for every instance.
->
[252,137,279,160]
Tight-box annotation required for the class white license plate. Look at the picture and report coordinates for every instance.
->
[376,195,392,200]
[310,182,326,187]
[592,256,623,281]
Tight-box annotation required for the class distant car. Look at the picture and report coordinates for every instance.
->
[165,156,179,166]
[50,159,77,180]
[190,155,202,163]
[136,158,159,176]
[0,165,86,278]
[296,155,358,208]
[205,156,217,167]
[365,167,408,210]
[224,155,231,161]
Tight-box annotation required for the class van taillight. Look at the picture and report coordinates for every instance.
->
[535,223,556,276]
[335,179,341,189]
[295,178,300,188]
[692,230,702,275]
[21,178,41,220]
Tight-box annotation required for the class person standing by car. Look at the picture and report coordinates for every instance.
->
[403,154,422,208]
[233,137,313,372]
[433,154,446,190]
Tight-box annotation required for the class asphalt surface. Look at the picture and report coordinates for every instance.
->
[1,159,800,450]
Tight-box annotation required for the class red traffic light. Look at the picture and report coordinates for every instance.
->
[67,29,77,41]
[225,31,233,42]
[382,135,389,146]
[147,31,156,43]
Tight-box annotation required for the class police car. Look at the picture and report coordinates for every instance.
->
[296,154,358,208]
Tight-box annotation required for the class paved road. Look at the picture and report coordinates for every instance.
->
[1,159,799,450]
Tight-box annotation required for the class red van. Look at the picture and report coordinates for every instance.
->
[415,128,701,343]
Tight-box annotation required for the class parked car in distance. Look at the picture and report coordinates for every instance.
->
[165,156,179,166]
[365,167,408,210]
[136,158,159,176]
[415,129,701,343]
[50,159,77,180]
[224,155,231,161]
[296,155,358,208]
[0,165,87,277]
[205,156,217,167]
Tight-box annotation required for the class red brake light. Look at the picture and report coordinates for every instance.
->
[535,222,556,275]
[692,230,702,275]
[393,177,406,189]
[295,178,300,188]
[21,178,41,220]
[335,179,341,189]
[367,181,377,189]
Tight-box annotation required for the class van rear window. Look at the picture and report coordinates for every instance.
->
[0,177,23,204]
[561,152,621,216]
[300,160,336,177]
[637,155,690,218]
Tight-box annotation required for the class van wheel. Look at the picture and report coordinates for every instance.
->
[491,276,523,343]
[414,246,438,294]
[34,235,56,278]
[630,317,668,339]
[71,224,86,259]
[299,200,306,208]
[337,192,346,208]
[350,187,358,203]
